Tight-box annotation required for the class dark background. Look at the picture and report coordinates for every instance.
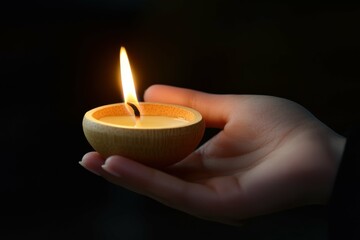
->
[1,1,359,239]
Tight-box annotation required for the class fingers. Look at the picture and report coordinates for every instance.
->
[80,153,226,219]
[79,152,105,176]
[96,155,215,215]
[144,84,233,128]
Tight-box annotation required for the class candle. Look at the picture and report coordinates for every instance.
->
[82,46,205,167]
[99,116,189,128]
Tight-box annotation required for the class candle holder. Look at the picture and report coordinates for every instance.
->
[83,102,205,168]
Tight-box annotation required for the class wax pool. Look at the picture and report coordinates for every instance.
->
[99,116,189,128]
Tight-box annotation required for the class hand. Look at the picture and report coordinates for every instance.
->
[80,84,346,225]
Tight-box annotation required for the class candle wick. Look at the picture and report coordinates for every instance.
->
[127,102,141,118]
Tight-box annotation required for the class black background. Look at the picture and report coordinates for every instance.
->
[1,1,359,239]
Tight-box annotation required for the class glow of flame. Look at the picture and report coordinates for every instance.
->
[120,46,140,115]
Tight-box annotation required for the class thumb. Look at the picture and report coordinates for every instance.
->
[144,84,232,128]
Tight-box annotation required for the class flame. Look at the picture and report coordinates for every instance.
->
[120,47,140,115]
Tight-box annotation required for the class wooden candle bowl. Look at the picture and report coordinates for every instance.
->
[83,102,205,168]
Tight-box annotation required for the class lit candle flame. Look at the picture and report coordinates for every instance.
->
[120,46,140,116]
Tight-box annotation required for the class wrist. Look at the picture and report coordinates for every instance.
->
[328,127,360,238]
[325,130,346,202]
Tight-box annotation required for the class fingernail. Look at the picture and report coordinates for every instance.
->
[79,161,101,176]
[101,158,122,177]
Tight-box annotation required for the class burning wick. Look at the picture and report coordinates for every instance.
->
[127,102,141,118]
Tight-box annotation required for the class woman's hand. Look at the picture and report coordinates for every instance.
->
[80,84,346,225]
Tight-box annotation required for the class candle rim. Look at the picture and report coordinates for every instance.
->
[84,102,203,130]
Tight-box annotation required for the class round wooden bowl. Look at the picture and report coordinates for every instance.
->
[82,102,205,168]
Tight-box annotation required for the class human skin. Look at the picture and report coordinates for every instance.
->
[80,84,346,225]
